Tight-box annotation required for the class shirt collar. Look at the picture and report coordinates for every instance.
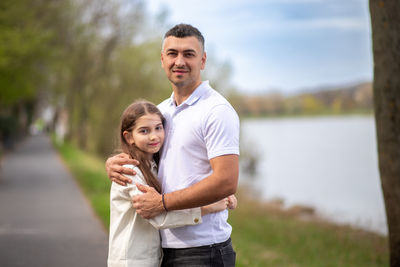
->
[150,160,157,175]
[168,81,209,107]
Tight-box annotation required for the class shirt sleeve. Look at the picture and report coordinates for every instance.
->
[119,165,203,229]
[203,104,240,159]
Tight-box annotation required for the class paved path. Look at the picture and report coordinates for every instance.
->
[0,135,108,267]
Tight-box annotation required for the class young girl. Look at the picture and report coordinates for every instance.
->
[108,100,235,267]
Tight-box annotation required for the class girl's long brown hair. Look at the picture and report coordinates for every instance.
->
[119,100,164,193]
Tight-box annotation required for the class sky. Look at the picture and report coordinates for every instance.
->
[146,0,372,94]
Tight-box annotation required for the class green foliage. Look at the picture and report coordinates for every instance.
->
[54,141,388,267]
[0,0,72,146]
[0,0,49,107]
[0,0,65,106]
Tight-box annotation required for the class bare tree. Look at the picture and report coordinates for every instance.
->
[369,1,400,265]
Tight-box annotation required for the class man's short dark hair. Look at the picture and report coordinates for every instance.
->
[164,24,205,50]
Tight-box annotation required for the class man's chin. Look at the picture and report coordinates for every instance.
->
[169,79,187,87]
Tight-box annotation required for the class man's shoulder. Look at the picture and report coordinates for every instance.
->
[157,98,171,112]
[203,82,232,104]
[199,86,237,116]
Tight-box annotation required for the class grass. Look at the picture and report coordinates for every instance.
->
[53,139,111,228]
[229,192,388,266]
[53,139,389,267]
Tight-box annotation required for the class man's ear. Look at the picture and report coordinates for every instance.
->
[201,51,207,70]
[123,131,134,145]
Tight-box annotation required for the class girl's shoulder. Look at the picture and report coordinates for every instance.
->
[123,164,141,173]
[122,164,146,183]
[111,165,146,190]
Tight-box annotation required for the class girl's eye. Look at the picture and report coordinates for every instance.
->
[156,126,164,131]
[140,129,149,134]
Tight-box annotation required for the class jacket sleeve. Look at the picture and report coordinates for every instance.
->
[146,208,202,230]
[122,165,203,229]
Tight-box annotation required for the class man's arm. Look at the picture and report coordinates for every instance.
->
[105,153,139,185]
[132,154,239,219]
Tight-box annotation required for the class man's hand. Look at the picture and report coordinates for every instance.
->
[105,153,139,186]
[132,183,164,219]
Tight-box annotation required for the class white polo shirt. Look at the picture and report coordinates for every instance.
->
[157,81,240,248]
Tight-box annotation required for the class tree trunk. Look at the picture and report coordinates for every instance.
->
[369,1,400,265]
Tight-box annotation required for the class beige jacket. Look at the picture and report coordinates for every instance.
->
[107,164,202,267]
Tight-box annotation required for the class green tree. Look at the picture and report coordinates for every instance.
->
[301,94,325,114]
[0,0,69,146]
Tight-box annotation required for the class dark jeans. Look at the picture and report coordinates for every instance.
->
[161,238,236,267]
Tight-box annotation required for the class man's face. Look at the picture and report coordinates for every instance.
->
[161,36,206,89]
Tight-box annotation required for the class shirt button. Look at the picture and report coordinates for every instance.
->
[194,218,199,223]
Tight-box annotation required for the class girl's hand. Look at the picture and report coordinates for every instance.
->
[200,194,238,215]
[227,195,237,210]
[201,198,229,216]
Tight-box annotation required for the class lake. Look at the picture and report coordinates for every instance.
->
[240,116,387,235]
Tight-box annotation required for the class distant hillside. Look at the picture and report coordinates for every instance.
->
[228,82,373,117]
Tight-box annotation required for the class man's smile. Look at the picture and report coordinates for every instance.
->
[172,69,189,74]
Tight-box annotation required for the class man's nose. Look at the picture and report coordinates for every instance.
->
[175,54,185,67]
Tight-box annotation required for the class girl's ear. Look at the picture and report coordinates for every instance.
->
[123,130,134,145]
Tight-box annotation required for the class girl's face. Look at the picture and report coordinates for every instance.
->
[123,113,165,160]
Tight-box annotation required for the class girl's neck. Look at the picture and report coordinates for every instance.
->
[144,152,154,161]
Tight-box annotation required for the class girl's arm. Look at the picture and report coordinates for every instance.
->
[121,165,236,230]
[120,165,202,229]
[146,209,202,229]
[146,195,237,230]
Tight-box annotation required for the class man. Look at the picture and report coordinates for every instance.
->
[106,24,239,266]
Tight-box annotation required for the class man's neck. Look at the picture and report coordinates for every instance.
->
[172,81,202,106]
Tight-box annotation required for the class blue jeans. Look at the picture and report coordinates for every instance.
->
[161,238,236,267]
